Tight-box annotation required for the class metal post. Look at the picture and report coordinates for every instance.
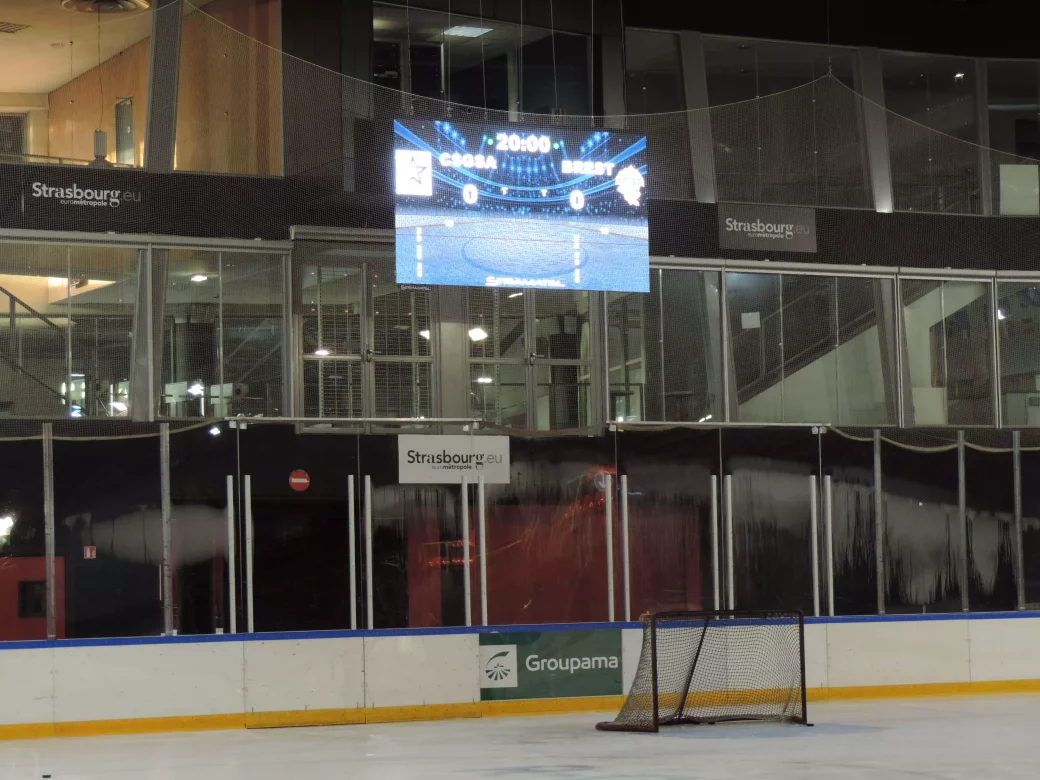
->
[958,431,969,612]
[810,474,820,618]
[604,474,615,621]
[724,475,735,609]
[461,476,471,627]
[225,474,237,634]
[478,476,488,627]
[245,474,254,632]
[710,474,720,610]
[348,474,357,630]
[620,475,631,622]
[160,423,173,635]
[824,475,835,617]
[1014,431,1025,611]
[43,423,55,640]
[991,280,1003,427]
[720,272,734,422]
[873,429,885,615]
[365,475,374,630]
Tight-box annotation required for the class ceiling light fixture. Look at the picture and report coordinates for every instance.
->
[0,516,13,537]
[442,25,492,38]
[468,327,489,342]
[187,383,204,397]
[208,426,221,436]
[507,292,523,298]
[419,329,431,340]
[476,376,494,385]
[61,0,151,12]
[190,274,208,283]
[314,348,330,356]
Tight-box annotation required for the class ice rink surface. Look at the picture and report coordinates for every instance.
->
[3,695,1039,780]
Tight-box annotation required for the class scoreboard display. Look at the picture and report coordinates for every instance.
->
[393,119,649,293]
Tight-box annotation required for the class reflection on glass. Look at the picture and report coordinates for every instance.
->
[987,61,1040,215]
[470,363,527,426]
[725,429,818,614]
[54,436,163,638]
[304,360,363,418]
[468,288,525,361]
[617,429,716,615]
[882,52,979,213]
[704,36,869,207]
[881,441,962,613]
[608,270,722,423]
[483,438,614,624]
[901,279,993,426]
[964,447,1017,611]
[625,30,684,113]
[532,364,590,430]
[997,281,1040,426]
[0,432,52,640]
[300,264,363,357]
[163,251,285,418]
[836,277,895,425]
[823,431,876,615]
[373,361,433,418]
[241,427,358,632]
[169,423,235,635]
[1020,449,1040,607]
[728,272,782,422]
[372,2,589,115]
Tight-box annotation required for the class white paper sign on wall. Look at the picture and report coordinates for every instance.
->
[398,434,510,484]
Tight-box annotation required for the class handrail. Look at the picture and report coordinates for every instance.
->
[0,352,65,404]
[0,285,65,332]
[224,416,482,424]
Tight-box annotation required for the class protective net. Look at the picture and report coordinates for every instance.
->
[598,610,807,733]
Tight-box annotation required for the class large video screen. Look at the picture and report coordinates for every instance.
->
[393,119,649,292]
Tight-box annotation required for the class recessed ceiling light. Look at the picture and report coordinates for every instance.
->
[208,426,221,436]
[190,274,208,282]
[314,348,330,356]
[508,292,523,298]
[443,25,492,37]
[476,376,494,384]
[419,329,431,339]
[468,327,489,342]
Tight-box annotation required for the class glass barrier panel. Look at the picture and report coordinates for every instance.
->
[964,446,1017,611]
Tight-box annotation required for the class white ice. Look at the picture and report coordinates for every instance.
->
[3,695,1039,779]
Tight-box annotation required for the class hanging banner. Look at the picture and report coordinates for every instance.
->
[718,203,817,253]
[397,434,510,484]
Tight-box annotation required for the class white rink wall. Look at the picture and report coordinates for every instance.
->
[2,615,1040,738]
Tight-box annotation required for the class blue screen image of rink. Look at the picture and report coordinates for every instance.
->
[393,119,649,293]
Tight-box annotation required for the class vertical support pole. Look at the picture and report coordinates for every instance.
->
[620,475,631,622]
[991,279,1003,427]
[857,47,895,213]
[604,474,615,621]
[710,474,720,610]
[958,431,969,612]
[143,0,182,172]
[160,423,173,635]
[975,58,993,217]
[461,476,471,627]
[245,474,254,632]
[43,423,55,640]
[724,474,735,609]
[478,476,488,627]
[810,474,820,618]
[678,31,717,203]
[873,429,885,615]
[281,253,295,417]
[1014,431,1025,611]
[348,475,357,630]
[720,272,735,422]
[225,474,237,634]
[824,475,835,617]
[798,612,809,725]
[365,475,374,630]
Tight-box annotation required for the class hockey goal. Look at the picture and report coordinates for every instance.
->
[597,610,809,732]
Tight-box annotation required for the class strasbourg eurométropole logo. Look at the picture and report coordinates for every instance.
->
[485,650,512,681]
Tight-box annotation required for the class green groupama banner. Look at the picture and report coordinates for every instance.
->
[479,629,623,701]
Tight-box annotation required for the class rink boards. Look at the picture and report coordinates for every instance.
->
[3,614,1040,739]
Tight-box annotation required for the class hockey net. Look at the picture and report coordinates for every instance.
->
[597,610,808,732]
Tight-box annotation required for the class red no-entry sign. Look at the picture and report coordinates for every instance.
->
[288,469,311,492]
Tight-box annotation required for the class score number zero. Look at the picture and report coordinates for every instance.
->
[495,133,552,154]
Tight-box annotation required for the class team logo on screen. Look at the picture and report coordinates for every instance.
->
[614,166,646,208]
[394,149,433,197]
